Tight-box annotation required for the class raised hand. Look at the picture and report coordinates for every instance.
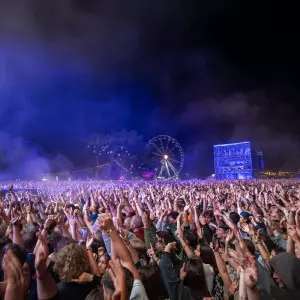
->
[240,223,254,236]
[11,216,22,227]
[68,217,77,229]
[287,225,300,243]
[55,213,65,225]
[5,226,12,238]
[184,203,191,212]
[244,260,258,289]
[71,272,93,284]
[228,249,247,268]
[147,243,158,261]
[35,235,50,271]
[248,216,258,226]
[225,229,234,244]
[3,250,25,300]
[120,227,129,244]
[108,258,127,299]
[63,207,72,219]
[210,238,220,252]
[214,210,221,217]
[97,213,114,231]
[164,242,177,253]
[44,215,57,230]
[86,236,94,249]
[117,203,125,211]
[141,211,151,228]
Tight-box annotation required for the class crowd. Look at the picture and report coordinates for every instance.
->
[0,179,299,300]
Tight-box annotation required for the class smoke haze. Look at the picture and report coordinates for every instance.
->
[0,0,299,179]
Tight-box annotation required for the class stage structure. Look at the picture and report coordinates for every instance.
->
[214,142,253,180]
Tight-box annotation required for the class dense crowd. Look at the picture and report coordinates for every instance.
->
[0,179,299,300]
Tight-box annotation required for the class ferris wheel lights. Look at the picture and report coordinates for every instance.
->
[146,135,184,180]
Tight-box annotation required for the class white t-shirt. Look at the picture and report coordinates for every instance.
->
[203,263,214,295]
[130,279,149,300]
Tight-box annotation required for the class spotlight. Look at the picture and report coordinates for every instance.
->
[164,154,168,159]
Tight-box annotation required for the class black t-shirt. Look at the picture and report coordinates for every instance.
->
[47,260,98,300]
[56,281,97,300]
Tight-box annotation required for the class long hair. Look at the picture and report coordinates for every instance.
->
[183,259,211,298]
[138,265,168,300]
[199,244,218,274]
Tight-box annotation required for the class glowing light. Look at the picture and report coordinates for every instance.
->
[164,154,168,159]
[214,142,252,180]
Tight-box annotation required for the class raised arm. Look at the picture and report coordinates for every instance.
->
[98,214,140,280]
[211,238,232,290]
[244,261,260,300]
[252,231,271,262]
[215,211,238,233]
[35,237,58,300]
[11,216,23,247]
[287,211,296,254]
[90,189,97,208]
[177,224,196,259]
[120,228,140,264]
[56,213,72,239]
[86,237,101,276]
[4,251,28,300]
[0,204,10,225]
[116,203,125,228]
[159,242,181,300]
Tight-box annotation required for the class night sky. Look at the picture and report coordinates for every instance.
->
[0,0,299,179]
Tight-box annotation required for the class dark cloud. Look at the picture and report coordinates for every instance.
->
[180,92,261,125]
[179,91,300,175]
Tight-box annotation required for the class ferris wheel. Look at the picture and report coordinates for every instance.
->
[143,135,184,180]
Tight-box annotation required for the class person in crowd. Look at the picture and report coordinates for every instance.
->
[0,180,299,299]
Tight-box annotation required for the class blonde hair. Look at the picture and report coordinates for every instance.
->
[53,243,89,282]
